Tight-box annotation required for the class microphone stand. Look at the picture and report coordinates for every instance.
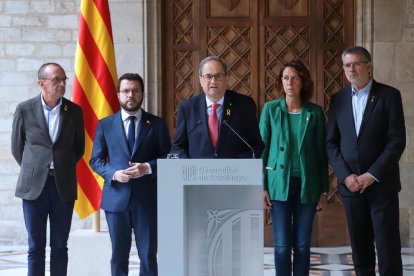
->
[223,120,255,159]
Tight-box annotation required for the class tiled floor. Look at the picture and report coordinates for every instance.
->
[0,246,413,275]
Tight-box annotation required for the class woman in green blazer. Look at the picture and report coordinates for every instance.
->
[259,60,329,276]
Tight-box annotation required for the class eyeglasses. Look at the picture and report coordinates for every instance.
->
[119,90,142,95]
[200,73,226,81]
[42,77,69,84]
[342,61,368,70]
[281,75,300,82]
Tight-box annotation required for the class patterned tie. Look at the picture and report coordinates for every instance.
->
[127,116,135,152]
[208,103,219,147]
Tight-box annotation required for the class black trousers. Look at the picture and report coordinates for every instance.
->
[342,188,402,276]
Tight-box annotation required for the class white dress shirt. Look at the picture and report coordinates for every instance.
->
[41,95,62,169]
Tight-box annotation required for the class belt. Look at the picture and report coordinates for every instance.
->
[48,169,55,176]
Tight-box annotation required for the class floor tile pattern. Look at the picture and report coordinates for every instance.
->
[0,246,413,275]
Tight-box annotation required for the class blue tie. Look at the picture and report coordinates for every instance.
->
[128,116,135,153]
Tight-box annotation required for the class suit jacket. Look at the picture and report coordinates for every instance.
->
[90,109,171,212]
[172,90,264,158]
[260,98,329,203]
[11,95,85,201]
[326,80,406,196]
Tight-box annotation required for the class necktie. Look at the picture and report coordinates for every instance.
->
[208,103,219,147]
[127,116,135,152]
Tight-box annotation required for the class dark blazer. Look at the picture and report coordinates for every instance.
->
[11,95,85,201]
[172,90,264,158]
[326,80,406,196]
[90,109,171,212]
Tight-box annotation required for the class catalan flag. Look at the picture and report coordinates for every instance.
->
[72,0,119,219]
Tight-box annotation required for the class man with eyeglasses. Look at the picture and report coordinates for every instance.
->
[326,46,406,276]
[172,56,264,158]
[90,73,171,276]
[11,63,85,275]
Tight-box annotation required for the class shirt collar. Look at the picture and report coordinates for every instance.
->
[351,78,373,96]
[121,108,142,122]
[206,96,224,107]
[41,94,62,110]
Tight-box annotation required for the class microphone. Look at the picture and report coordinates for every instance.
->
[223,120,255,159]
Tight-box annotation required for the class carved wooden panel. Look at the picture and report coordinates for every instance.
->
[267,0,309,17]
[164,0,355,246]
[263,25,311,102]
[322,0,348,108]
[206,26,253,96]
[208,0,250,17]
[174,51,194,107]
[259,0,314,109]
[173,0,194,44]
[164,0,197,135]
[320,0,354,205]
[203,0,257,99]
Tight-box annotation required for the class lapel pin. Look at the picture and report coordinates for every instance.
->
[146,120,151,125]
[63,105,68,111]
[371,96,375,102]
[226,109,231,116]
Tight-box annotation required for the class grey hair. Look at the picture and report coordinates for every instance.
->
[342,46,372,62]
[198,56,228,76]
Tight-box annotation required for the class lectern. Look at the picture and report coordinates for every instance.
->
[158,159,263,276]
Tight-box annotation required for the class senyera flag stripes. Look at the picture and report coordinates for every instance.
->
[72,0,119,219]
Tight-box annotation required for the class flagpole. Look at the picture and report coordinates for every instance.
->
[93,210,100,232]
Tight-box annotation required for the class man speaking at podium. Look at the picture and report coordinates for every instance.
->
[172,56,264,159]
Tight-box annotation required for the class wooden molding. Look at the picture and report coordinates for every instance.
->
[221,0,241,11]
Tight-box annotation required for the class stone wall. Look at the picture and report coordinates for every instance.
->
[0,0,145,244]
[370,0,414,247]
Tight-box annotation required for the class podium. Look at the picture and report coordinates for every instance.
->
[158,159,263,276]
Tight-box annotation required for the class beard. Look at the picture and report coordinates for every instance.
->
[120,98,143,112]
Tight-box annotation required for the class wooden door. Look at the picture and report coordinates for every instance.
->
[163,0,354,246]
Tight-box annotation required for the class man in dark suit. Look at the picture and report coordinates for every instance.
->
[172,56,264,158]
[11,63,85,276]
[90,73,171,276]
[326,46,406,276]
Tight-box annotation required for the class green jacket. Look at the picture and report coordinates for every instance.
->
[259,98,329,203]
